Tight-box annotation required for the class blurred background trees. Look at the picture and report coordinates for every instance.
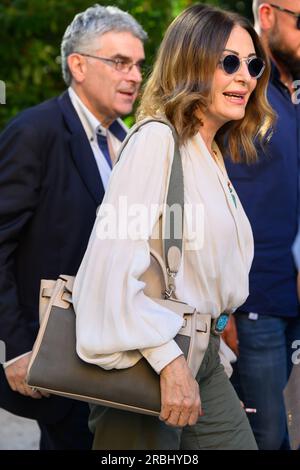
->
[0,0,253,128]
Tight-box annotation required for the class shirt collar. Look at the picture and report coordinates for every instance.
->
[270,61,294,97]
[68,87,127,142]
[270,61,282,86]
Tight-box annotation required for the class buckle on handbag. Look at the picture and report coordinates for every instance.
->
[211,313,230,335]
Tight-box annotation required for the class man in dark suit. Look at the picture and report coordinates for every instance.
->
[0,4,146,449]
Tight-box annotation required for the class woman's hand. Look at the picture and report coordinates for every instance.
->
[159,355,202,427]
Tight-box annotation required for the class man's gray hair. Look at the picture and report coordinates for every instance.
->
[61,4,147,85]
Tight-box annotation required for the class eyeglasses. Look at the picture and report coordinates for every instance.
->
[219,54,266,79]
[76,52,145,74]
[269,3,300,29]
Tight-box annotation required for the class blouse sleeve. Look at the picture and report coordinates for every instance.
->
[73,122,184,374]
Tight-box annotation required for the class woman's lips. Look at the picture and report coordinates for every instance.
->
[223,91,247,105]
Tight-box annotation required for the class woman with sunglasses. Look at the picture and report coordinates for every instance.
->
[73,4,275,449]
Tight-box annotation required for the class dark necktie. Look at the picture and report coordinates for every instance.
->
[97,133,112,169]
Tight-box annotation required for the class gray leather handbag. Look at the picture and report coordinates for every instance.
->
[26,119,211,416]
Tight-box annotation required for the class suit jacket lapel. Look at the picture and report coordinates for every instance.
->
[58,91,105,205]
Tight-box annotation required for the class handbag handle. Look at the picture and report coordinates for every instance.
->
[117,118,184,299]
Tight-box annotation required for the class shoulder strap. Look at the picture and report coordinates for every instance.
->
[117,118,184,298]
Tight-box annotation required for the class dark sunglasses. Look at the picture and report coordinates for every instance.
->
[219,54,266,79]
[270,4,300,30]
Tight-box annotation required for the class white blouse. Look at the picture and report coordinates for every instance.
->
[73,122,254,374]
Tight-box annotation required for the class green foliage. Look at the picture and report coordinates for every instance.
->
[0,0,253,129]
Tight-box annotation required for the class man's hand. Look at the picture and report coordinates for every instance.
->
[222,315,239,356]
[4,353,49,398]
[159,355,202,427]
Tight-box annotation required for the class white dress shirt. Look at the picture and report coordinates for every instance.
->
[73,122,254,374]
[68,87,127,190]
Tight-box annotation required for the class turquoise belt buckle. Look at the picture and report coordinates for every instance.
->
[212,313,229,335]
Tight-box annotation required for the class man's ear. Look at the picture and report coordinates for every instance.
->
[67,53,87,84]
[258,3,277,31]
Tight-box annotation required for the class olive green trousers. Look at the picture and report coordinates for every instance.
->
[90,335,258,450]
